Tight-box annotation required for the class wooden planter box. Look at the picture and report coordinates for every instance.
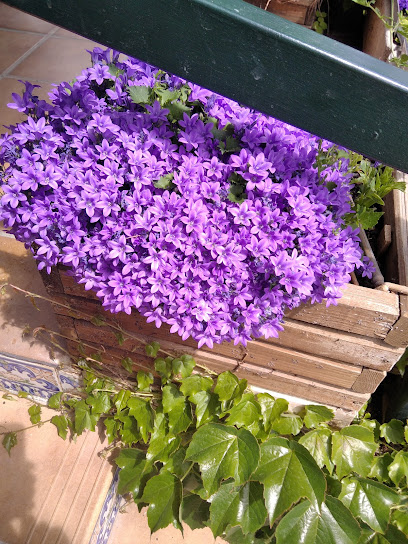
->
[40,257,407,426]
[244,0,318,26]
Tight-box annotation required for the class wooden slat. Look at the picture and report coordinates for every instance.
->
[391,178,408,286]
[245,0,317,25]
[286,284,400,338]
[351,368,387,393]
[363,0,393,61]
[4,0,408,171]
[268,319,403,370]
[385,295,408,348]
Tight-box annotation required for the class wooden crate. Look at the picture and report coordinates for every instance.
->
[40,262,406,425]
[244,0,318,27]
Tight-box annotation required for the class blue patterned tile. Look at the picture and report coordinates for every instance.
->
[0,353,60,393]
[0,376,56,401]
[89,469,123,544]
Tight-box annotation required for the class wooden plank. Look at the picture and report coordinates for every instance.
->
[377,224,392,258]
[385,295,408,348]
[391,179,408,286]
[286,284,400,338]
[245,0,317,25]
[351,368,387,393]
[4,0,408,171]
[363,0,393,61]
[245,341,361,388]
[267,319,404,370]
[59,270,98,300]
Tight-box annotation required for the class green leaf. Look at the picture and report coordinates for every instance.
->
[51,415,68,440]
[2,393,16,401]
[74,400,98,434]
[90,315,106,326]
[271,414,303,436]
[146,412,181,463]
[185,423,260,497]
[127,397,154,443]
[338,476,400,533]
[181,494,210,530]
[145,341,160,358]
[161,446,189,478]
[86,392,111,415]
[113,389,131,413]
[209,481,267,537]
[154,357,172,381]
[121,357,134,373]
[180,375,213,397]
[2,432,17,456]
[388,451,408,487]
[357,209,384,230]
[104,417,120,444]
[116,448,155,498]
[275,496,361,544]
[141,470,182,533]
[153,173,174,189]
[17,390,29,398]
[214,371,246,402]
[128,85,151,104]
[137,371,154,392]
[114,331,125,346]
[257,394,288,433]
[48,392,63,410]
[252,437,325,524]
[167,101,190,121]
[299,426,334,473]
[28,404,41,425]
[391,503,408,535]
[172,354,195,378]
[384,524,408,544]
[367,453,393,483]
[119,415,140,445]
[380,419,405,445]
[332,425,377,479]
[190,390,220,427]
[162,384,192,434]
[225,393,261,428]
[303,405,334,428]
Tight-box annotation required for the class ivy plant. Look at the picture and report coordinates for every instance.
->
[2,344,408,544]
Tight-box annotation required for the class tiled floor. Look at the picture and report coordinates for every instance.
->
[0,4,225,543]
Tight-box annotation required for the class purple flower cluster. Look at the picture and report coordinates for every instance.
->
[399,0,408,10]
[0,47,373,347]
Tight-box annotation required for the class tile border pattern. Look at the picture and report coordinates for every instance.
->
[0,350,120,544]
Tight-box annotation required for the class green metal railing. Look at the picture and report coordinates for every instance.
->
[3,0,408,171]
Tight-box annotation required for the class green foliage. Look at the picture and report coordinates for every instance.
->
[5,342,407,543]
[313,10,328,34]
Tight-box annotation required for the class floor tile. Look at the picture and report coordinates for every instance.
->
[0,235,67,365]
[0,29,42,73]
[0,2,55,33]
[0,396,114,544]
[10,36,101,83]
[108,503,227,544]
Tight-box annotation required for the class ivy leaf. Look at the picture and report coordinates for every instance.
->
[303,405,334,428]
[190,391,220,427]
[153,173,174,189]
[368,453,393,483]
[137,371,154,392]
[113,389,131,413]
[299,427,334,473]
[90,315,106,326]
[162,384,192,434]
[182,493,210,530]
[128,85,151,104]
[116,448,155,498]
[145,341,160,358]
[388,451,408,487]
[185,423,260,497]
[391,503,408,535]
[154,357,172,381]
[271,414,303,436]
[104,417,120,444]
[180,375,213,398]
[141,470,182,533]
[332,425,377,479]
[384,524,408,544]
[17,391,29,398]
[121,357,134,373]
[275,496,361,544]
[2,432,17,456]
[51,415,68,440]
[380,419,405,445]
[172,354,195,378]
[257,394,288,433]
[161,446,189,478]
[214,371,246,402]
[252,437,325,525]
[209,481,267,537]
[127,397,154,443]
[146,412,181,463]
[338,476,400,533]
[28,404,41,425]
[74,400,99,434]
[225,393,261,428]
[86,392,111,415]
[119,415,140,445]
[48,392,63,410]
